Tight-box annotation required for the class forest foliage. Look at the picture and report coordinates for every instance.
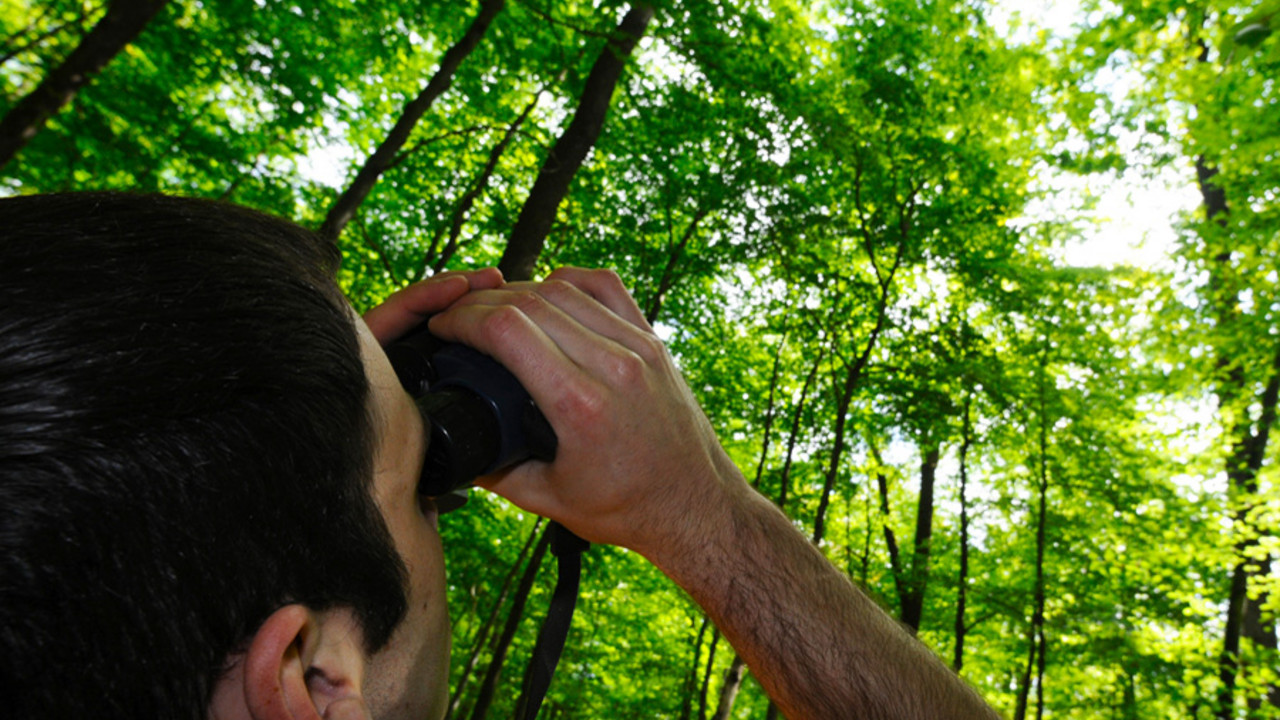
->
[2,0,1278,717]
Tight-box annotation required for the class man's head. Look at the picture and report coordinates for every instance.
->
[0,193,450,719]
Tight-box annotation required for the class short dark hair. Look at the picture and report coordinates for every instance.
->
[0,193,408,718]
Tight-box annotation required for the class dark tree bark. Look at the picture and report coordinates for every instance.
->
[900,443,941,634]
[1031,346,1050,720]
[467,525,552,720]
[750,331,788,491]
[954,392,973,671]
[876,470,906,608]
[710,655,747,720]
[644,206,710,324]
[810,166,909,542]
[498,3,654,281]
[0,0,169,170]
[1013,617,1036,720]
[0,2,98,67]
[318,0,505,242]
[698,628,720,720]
[446,519,544,719]
[422,73,562,278]
[776,346,824,512]
[681,617,711,720]
[1200,154,1280,717]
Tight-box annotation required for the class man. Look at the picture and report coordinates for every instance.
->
[0,192,997,719]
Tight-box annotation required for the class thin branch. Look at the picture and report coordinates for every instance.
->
[358,213,402,284]
[513,0,614,39]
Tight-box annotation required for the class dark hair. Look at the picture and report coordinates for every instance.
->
[0,193,408,719]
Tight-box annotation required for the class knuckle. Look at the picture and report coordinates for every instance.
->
[603,349,647,387]
[510,290,548,317]
[479,305,527,345]
[539,279,576,304]
[634,333,666,363]
[593,268,625,293]
[556,382,607,424]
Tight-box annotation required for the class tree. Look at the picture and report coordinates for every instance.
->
[0,0,169,169]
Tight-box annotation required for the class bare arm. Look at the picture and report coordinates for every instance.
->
[427,268,998,720]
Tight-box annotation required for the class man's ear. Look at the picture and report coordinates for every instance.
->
[210,604,371,720]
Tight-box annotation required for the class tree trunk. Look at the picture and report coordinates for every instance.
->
[1032,346,1050,720]
[498,3,654,281]
[0,0,170,170]
[681,617,711,720]
[710,655,747,720]
[899,443,941,634]
[1013,618,1036,720]
[466,524,552,720]
[698,628,720,720]
[876,470,906,610]
[811,360,857,545]
[318,0,505,242]
[750,331,787,491]
[447,519,544,719]
[954,392,973,671]
[644,206,710,324]
[424,73,558,278]
[1,3,99,71]
[1200,152,1280,717]
[811,249,900,543]
[776,346,824,512]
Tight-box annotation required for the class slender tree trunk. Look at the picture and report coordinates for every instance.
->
[750,331,787,491]
[698,628,720,720]
[710,655,747,720]
[681,617,711,720]
[498,3,654,280]
[877,470,906,609]
[1013,618,1036,720]
[954,392,973,671]
[1200,153,1280,717]
[447,519,544,719]
[777,346,824,512]
[424,74,556,277]
[1032,346,1050,720]
[644,206,710,324]
[318,0,505,241]
[1,3,100,71]
[812,248,902,543]
[899,443,941,634]
[0,0,170,170]
[467,525,552,720]
[812,360,857,545]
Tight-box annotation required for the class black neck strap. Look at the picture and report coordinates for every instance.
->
[513,522,589,720]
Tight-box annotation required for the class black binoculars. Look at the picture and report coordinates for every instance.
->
[385,322,558,498]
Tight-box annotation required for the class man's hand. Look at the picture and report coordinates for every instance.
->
[427,267,999,720]
[425,267,739,558]
[361,268,504,346]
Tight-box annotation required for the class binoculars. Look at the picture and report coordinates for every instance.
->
[385,322,558,498]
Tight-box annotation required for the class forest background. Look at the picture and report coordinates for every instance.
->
[2,0,1278,717]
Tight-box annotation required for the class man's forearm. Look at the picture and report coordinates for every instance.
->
[648,470,999,720]
[426,269,1000,719]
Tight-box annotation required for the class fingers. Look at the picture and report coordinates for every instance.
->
[426,301,607,429]
[546,267,654,332]
[443,278,664,365]
[361,268,503,345]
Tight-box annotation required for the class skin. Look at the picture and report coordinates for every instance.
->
[214,266,998,720]
[355,268,505,720]
[427,268,1001,720]
[210,270,502,720]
